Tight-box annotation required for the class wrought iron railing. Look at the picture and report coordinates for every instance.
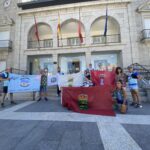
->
[0,68,27,75]
[92,34,121,44]
[0,40,12,49]
[125,63,150,81]
[58,37,85,47]
[141,29,150,40]
[28,39,53,49]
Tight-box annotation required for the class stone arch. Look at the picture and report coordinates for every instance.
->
[90,16,120,36]
[60,18,85,38]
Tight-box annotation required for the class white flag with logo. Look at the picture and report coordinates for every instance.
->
[58,72,84,87]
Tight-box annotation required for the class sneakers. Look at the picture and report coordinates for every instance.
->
[130,102,136,106]
[44,97,48,101]
[11,101,17,105]
[37,98,41,102]
[134,103,143,108]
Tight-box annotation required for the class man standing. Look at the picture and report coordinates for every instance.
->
[127,66,142,108]
[57,66,64,96]
[38,69,48,101]
[1,68,16,107]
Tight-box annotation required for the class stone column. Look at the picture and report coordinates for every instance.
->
[52,54,58,74]
[85,52,91,68]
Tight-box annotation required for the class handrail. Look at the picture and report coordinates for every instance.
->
[0,68,27,75]
[124,63,150,81]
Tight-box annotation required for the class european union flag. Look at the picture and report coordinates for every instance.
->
[104,6,108,36]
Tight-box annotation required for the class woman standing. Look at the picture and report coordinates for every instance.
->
[115,67,127,89]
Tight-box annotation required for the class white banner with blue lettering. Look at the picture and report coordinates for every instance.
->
[8,74,41,93]
[47,75,58,86]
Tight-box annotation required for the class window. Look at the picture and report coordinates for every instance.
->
[0,61,6,72]
[0,31,10,40]
[144,18,150,29]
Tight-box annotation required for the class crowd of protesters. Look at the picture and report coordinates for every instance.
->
[0,64,143,112]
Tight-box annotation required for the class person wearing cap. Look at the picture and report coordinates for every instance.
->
[127,66,142,108]
[1,68,16,107]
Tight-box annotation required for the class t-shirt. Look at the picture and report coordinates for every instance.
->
[128,72,138,86]
[113,89,124,102]
[41,75,48,87]
[3,72,10,87]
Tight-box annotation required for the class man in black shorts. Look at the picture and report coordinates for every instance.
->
[1,68,16,107]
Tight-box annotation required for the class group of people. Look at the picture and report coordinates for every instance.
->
[0,64,143,112]
[114,66,142,110]
[84,63,142,112]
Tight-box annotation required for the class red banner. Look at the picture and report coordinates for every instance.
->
[62,86,115,116]
[91,70,115,88]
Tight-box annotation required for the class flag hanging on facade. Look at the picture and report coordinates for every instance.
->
[78,8,83,44]
[57,13,62,47]
[104,6,108,36]
[34,15,40,43]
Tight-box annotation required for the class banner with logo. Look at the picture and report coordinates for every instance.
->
[91,70,115,87]
[8,75,41,93]
[58,72,84,87]
[47,75,58,86]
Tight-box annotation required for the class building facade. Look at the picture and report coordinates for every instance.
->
[0,0,150,74]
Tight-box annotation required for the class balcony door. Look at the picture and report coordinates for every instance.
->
[92,53,119,71]
[0,61,6,72]
[144,18,150,29]
[28,56,53,75]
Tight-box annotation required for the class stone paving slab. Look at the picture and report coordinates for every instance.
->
[122,124,150,150]
[0,100,27,111]
[116,102,150,115]
[16,100,69,112]
[17,100,150,116]
[0,120,104,150]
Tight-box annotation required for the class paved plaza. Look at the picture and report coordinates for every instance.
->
[0,98,150,150]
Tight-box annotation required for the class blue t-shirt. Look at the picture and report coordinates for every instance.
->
[3,72,14,87]
[128,72,138,86]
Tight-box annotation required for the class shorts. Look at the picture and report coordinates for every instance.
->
[3,86,8,93]
[129,85,138,90]
[117,99,128,105]
[40,86,47,93]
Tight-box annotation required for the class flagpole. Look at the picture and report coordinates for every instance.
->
[104,1,108,44]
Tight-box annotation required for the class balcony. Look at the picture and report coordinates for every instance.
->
[141,29,150,42]
[0,40,12,51]
[58,37,85,47]
[18,0,96,10]
[28,39,53,49]
[92,34,121,44]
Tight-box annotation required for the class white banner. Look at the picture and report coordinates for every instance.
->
[47,75,58,86]
[8,74,41,93]
[58,72,84,87]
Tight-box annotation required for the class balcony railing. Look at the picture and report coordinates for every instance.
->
[141,29,150,40]
[92,34,121,44]
[28,39,53,49]
[58,37,85,47]
[0,40,12,49]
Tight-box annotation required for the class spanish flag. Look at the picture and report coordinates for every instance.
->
[57,13,62,46]
[78,8,83,44]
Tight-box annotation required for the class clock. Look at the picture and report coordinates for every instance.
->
[3,0,11,8]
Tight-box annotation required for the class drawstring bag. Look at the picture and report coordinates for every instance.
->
[120,104,127,114]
